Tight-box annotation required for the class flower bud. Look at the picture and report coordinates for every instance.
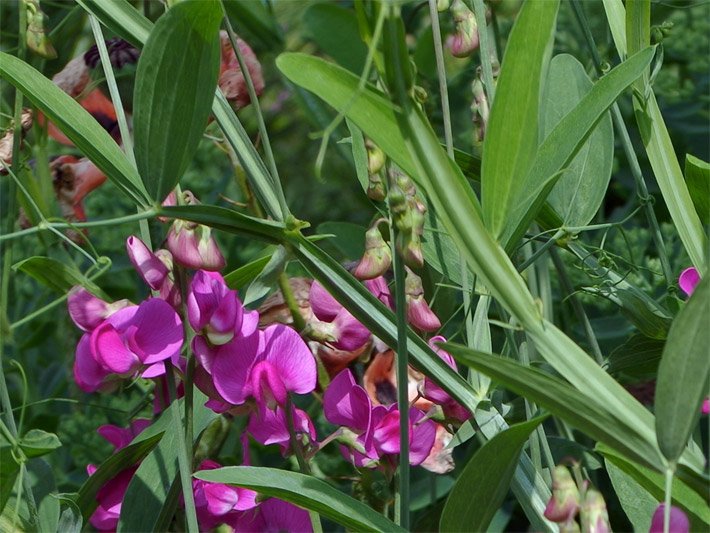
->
[405,268,441,331]
[579,488,610,533]
[25,0,57,59]
[437,0,450,11]
[67,287,131,332]
[367,172,386,201]
[447,0,479,58]
[649,504,689,533]
[544,466,580,523]
[126,236,169,291]
[365,139,386,175]
[354,220,391,280]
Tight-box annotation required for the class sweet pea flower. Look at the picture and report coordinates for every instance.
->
[188,271,244,346]
[97,418,151,451]
[405,268,441,332]
[232,497,312,533]
[649,504,689,533]
[67,286,131,332]
[73,298,184,392]
[678,267,700,297]
[191,460,258,531]
[544,465,580,523]
[247,404,317,455]
[422,336,471,422]
[126,236,180,307]
[309,281,371,351]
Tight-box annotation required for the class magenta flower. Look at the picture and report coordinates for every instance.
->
[405,268,441,332]
[167,192,225,272]
[422,336,471,422]
[310,281,371,351]
[364,276,394,308]
[97,418,151,451]
[188,270,244,346]
[87,464,136,531]
[191,460,258,531]
[67,286,131,332]
[232,497,312,533]
[649,504,689,533]
[73,298,184,392]
[679,267,700,297]
[247,404,317,455]
[126,236,180,307]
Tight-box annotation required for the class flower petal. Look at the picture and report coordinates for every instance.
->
[91,322,139,375]
[309,281,342,321]
[74,333,108,392]
[323,369,371,431]
[261,324,316,396]
[129,299,184,364]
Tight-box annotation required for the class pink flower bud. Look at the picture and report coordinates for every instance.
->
[579,488,610,533]
[126,236,169,290]
[67,286,131,332]
[447,0,479,58]
[354,220,392,280]
[167,220,225,271]
[544,465,580,523]
[405,269,441,332]
[649,504,689,533]
[218,31,264,110]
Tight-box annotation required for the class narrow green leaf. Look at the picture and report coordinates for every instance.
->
[0,436,20,512]
[607,334,664,380]
[655,277,710,463]
[502,46,655,248]
[444,343,666,471]
[685,154,709,226]
[133,0,221,200]
[194,466,406,533]
[75,0,151,46]
[13,257,102,295]
[0,52,150,207]
[345,118,369,195]
[224,254,273,291]
[480,0,559,238]
[18,430,61,458]
[542,54,613,227]
[118,392,218,532]
[243,246,287,307]
[606,458,657,531]
[440,417,547,532]
[598,444,710,528]
[303,4,367,74]
[602,0,627,59]
[223,0,283,50]
[75,433,164,521]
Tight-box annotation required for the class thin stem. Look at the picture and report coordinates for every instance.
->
[517,229,564,273]
[569,0,673,287]
[428,0,454,158]
[663,466,674,533]
[164,360,199,533]
[277,271,307,333]
[0,209,157,243]
[389,217,410,530]
[550,248,604,364]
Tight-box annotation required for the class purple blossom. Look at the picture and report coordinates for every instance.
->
[188,270,244,346]
[126,236,180,307]
[649,504,689,533]
[232,497,312,533]
[67,286,131,332]
[310,281,371,351]
[678,267,700,297]
[247,404,317,455]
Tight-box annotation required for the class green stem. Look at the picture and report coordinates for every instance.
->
[428,0,454,158]
[663,466,674,533]
[389,213,410,530]
[277,271,307,333]
[517,229,564,273]
[549,247,604,365]
[164,359,199,533]
[569,0,673,287]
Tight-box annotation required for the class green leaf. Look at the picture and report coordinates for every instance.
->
[303,4,367,74]
[316,221,366,260]
[243,246,287,307]
[75,0,151,46]
[223,0,283,50]
[440,417,547,532]
[598,444,710,528]
[606,458,657,531]
[18,430,61,458]
[607,334,664,381]
[655,277,710,463]
[0,436,20,512]
[118,392,218,532]
[13,257,102,295]
[542,54,614,227]
[502,46,655,248]
[4,459,60,532]
[224,254,273,291]
[480,0,559,238]
[57,502,82,533]
[75,433,164,521]
[685,154,710,226]
[0,52,150,207]
[345,118,369,194]
[194,466,406,532]
[422,204,464,285]
[133,0,221,200]
[444,343,666,471]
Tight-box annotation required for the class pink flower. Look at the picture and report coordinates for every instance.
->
[191,460,257,531]
[649,504,689,533]
[96,418,151,452]
[678,267,700,297]
[218,31,264,110]
[232,497,312,533]
[544,465,580,523]
[67,286,131,332]
[188,270,244,346]
[422,336,471,422]
[247,404,317,455]
[126,236,180,307]
[73,298,184,392]
[405,269,441,332]
[310,281,371,351]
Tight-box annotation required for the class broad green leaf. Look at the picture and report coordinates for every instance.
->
[606,458,657,531]
[607,334,664,380]
[303,4,367,74]
[13,257,103,295]
[685,154,709,226]
[118,391,218,532]
[598,444,710,528]
[223,0,283,50]
[422,204,463,285]
[0,52,150,207]
[194,466,405,532]
[77,0,289,222]
[0,436,20,512]
[480,0,559,238]
[133,0,221,200]
[18,429,61,458]
[616,288,672,340]
[224,254,273,291]
[4,459,60,533]
[57,502,82,533]
[654,277,710,462]
[440,417,547,532]
[503,46,655,248]
[542,54,613,227]
[625,1,707,270]
[444,343,665,471]
[75,433,164,520]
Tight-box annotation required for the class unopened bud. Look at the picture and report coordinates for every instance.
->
[405,268,441,331]
[365,139,385,175]
[447,0,479,58]
[649,504,689,533]
[579,488,610,533]
[354,220,391,280]
[25,0,57,59]
[544,466,580,523]
[437,0,450,11]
